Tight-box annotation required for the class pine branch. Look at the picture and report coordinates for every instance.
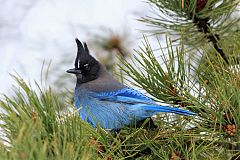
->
[187,0,230,64]
[141,0,240,63]
[193,16,229,64]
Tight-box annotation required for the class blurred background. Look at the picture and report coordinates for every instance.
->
[0,0,152,94]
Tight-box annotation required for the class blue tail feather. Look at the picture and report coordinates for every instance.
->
[131,104,196,116]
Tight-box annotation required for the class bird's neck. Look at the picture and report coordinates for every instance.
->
[76,65,125,92]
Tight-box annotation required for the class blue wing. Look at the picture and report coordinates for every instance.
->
[93,88,196,116]
[93,88,155,104]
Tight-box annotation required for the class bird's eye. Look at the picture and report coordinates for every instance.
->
[83,63,90,70]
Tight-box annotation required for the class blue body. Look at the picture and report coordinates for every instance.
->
[74,86,195,129]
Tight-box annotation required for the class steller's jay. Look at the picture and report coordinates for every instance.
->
[67,38,196,130]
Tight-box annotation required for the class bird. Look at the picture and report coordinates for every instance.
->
[67,38,196,130]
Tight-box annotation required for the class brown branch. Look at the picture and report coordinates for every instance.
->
[193,16,229,64]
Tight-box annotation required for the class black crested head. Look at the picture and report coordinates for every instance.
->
[67,38,100,83]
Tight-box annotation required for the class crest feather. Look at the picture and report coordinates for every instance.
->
[75,38,89,68]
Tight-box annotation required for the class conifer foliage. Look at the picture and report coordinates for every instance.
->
[0,0,240,159]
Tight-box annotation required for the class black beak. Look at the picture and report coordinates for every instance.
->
[66,68,82,74]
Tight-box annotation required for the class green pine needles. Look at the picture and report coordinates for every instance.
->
[120,35,240,159]
[141,0,240,64]
[0,0,240,159]
[0,75,99,159]
[1,35,240,159]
